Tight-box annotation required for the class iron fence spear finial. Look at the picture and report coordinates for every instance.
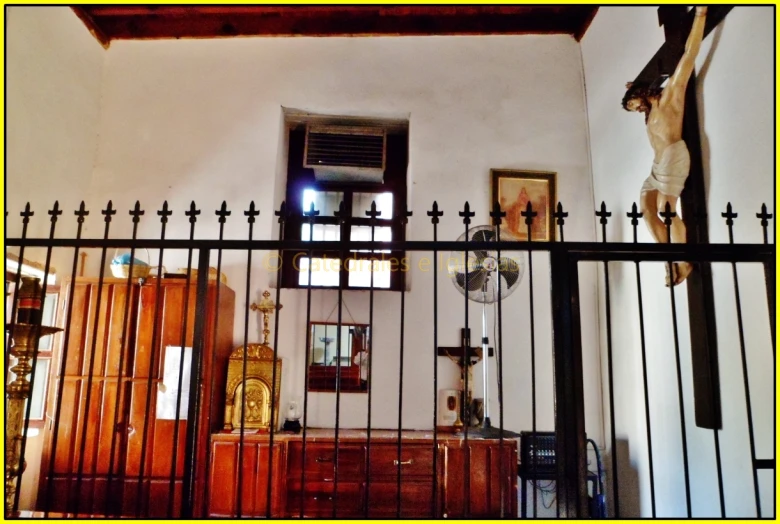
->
[756,203,772,245]
[216,201,231,224]
[130,201,145,224]
[427,201,443,225]
[553,202,569,242]
[627,203,643,244]
[721,202,738,245]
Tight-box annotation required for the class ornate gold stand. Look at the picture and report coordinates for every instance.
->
[223,291,283,432]
[5,323,61,517]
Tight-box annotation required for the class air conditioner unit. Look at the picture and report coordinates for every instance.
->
[304,124,386,183]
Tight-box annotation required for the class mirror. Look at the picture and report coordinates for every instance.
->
[308,322,370,392]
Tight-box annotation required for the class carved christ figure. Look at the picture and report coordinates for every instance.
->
[622,6,707,286]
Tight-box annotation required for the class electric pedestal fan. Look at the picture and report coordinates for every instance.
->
[447,225,524,438]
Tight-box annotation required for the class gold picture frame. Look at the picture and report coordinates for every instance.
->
[491,169,557,242]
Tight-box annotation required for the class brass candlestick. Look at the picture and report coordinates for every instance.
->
[249,290,282,346]
[5,322,61,517]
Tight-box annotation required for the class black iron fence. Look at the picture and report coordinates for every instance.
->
[4,198,774,518]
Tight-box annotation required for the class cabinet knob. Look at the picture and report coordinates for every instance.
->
[393,459,413,466]
[315,456,334,463]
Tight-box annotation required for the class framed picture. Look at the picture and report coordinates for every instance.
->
[491,169,557,242]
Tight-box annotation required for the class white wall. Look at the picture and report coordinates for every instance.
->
[6,7,104,240]
[84,34,602,437]
[582,6,774,518]
[5,6,105,511]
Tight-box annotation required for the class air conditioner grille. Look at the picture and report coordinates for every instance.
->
[305,127,385,170]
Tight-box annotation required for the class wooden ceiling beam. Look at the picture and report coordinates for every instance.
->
[75,6,597,42]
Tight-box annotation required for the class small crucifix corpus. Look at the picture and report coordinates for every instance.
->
[249,290,283,345]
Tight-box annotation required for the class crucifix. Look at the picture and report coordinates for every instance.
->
[624,6,732,429]
[249,290,283,346]
[437,328,493,426]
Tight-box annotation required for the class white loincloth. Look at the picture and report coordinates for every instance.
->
[640,141,691,198]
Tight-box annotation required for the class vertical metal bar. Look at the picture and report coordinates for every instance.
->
[427,202,443,518]
[627,203,656,517]
[490,202,507,518]
[265,203,287,517]
[300,202,318,518]
[181,248,211,517]
[394,206,411,518]
[459,202,475,518]
[552,201,566,519]
[236,201,259,517]
[73,201,116,517]
[756,204,775,357]
[168,202,200,516]
[104,202,143,517]
[332,200,347,518]
[595,202,619,517]
[43,202,88,516]
[550,251,587,518]
[201,202,230,516]
[756,203,776,358]
[660,203,691,517]
[364,203,379,517]
[763,260,775,358]
[12,202,61,515]
[135,201,172,517]
[520,201,540,518]
[723,205,761,517]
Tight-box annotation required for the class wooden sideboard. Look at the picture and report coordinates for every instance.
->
[208,429,517,518]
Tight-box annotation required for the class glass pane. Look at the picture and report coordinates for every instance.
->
[298,257,341,287]
[347,259,392,288]
[310,324,354,366]
[302,189,344,216]
[350,226,392,253]
[301,223,341,242]
[27,359,50,420]
[352,192,394,219]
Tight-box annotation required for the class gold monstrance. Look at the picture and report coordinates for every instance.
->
[223,291,283,432]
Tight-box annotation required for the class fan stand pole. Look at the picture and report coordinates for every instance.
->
[481,294,491,429]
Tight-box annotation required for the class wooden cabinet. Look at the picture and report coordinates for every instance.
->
[207,430,517,518]
[37,278,234,517]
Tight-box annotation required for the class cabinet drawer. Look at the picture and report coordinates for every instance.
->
[287,442,364,479]
[286,481,363,517]
[367,480,435,517]
[368,444,435,478]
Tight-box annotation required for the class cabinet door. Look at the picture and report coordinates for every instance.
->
[123,282,196,517]
[37,280,139,515]
[208,440,286,517]
[443,442,517,518]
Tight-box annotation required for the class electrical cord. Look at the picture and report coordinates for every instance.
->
[530,480,557,509]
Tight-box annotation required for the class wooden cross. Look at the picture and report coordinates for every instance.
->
[630,6,732,429]
[436,328,493,368]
